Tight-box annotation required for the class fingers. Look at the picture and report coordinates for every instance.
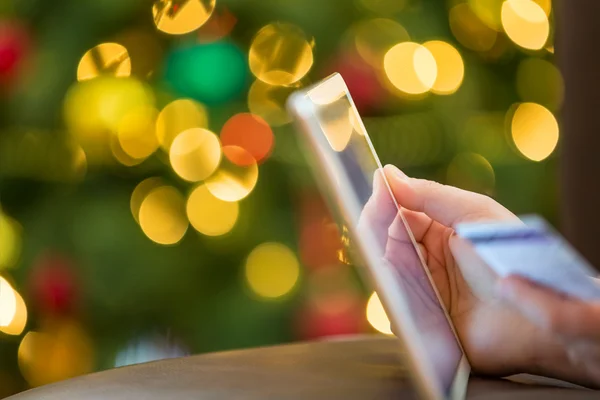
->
[383,165,517,227]
[497,276,600,341]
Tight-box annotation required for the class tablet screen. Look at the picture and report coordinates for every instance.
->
[302,74,463,395]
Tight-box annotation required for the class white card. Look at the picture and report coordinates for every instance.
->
[455,215,600,301]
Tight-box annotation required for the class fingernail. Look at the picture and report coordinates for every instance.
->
[386,165,408,180]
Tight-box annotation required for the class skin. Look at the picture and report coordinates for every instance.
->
[379,164,600,389]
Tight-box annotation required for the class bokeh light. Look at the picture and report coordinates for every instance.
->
[139,186,189,245]
[0,277,16,327]
[366,292,392,335]
[384,42,437,95]
[152,0,216,35]
[187,184,239,236]
[169,128,221,182]
[164,42,248,106]
[117,106,159,160]
[245,243,300,299]
[423,41,465,95]
[446,153,496,195]
[64,77,155,161]
[77,43,131,81]
[109,135,145,167]
[18,321,94,387]
[511,102,559,162]
[247,79,295,127]
[0,212,21,270]
[156,98,208,151]
[0,278,27,336]
[249,22,313,86]
[130,177,165,224]
[516,58,564,111]
[449,3,498,52]
[351,18,410,69]
[205,146,259,202]
[220,113,274,165]
[501,0,550,51]
[468,0,504,30]
[197,7,238,43]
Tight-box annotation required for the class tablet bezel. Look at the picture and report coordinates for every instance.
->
[287,73,470,400]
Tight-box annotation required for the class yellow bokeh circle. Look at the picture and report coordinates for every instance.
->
[187,184,239,237]
[139,186,189,245]
[352,18,410,69]
[511,103,559,162]
[245,243,300,299]
[446,153,496,195]
[77,43,131,82]
[449,3,498,52]
[117,106,159,160]
[0,213,21,270]
[152,0,216,35]
[156,99,209,151]
[247,79,294,127]
[0,277,27,336]
[366,292,393,335]
[130,177,165,224]
[423,41,465,95]
[205,146,259,202]
[384,42,438,95]
[249,22,314,86]
[169,128,221,182]
[501,0,550,51]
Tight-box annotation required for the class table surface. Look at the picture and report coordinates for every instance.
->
[7,335,598,399]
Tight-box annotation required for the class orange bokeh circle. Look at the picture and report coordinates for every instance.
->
[220,113,274,165]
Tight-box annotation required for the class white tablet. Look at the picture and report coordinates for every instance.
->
[287,73,470,400]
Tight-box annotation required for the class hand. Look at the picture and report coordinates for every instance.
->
[497,276,600,388]
[374,165,599,388]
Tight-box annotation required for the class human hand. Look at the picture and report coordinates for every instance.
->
[377,164,599,388]
[497,276,600,389]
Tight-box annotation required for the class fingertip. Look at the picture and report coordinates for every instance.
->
[383,164,408,181]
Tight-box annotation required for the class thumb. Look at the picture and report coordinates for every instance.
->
[383,165,517,227]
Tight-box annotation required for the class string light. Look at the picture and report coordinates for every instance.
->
[366,292,393,335]
[247,79,295,127]
[245,243,300,299]
[220,113,274,164]
[187,184,239,236]
[117,106,159,160]
[511,102,559,162]
[152,0,216,35]
[501,0,550,51]
[351,18,410,69]
[468,0,503,31]
[139,186,188,245]
[0,277,16,327]
[423,41,465,95]
[249,22,313,86]
[109,135,144,167]
[384,42,437,95]
[77,43,131,81]
[449,3,498,52]
[0,212,21,270]
[0,278,27,336]
[130,177,165,224]
[156,99,209,151]
[169,128,221,182]
[205,146,259,202]
[18,321,94,387]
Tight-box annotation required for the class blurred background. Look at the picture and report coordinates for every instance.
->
[0,0,562,396]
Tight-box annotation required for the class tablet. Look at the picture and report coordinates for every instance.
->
[287,73,470,400]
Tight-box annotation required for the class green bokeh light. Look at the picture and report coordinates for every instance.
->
[164,41,248,106]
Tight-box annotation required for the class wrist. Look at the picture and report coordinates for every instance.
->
[526,336,600,389]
